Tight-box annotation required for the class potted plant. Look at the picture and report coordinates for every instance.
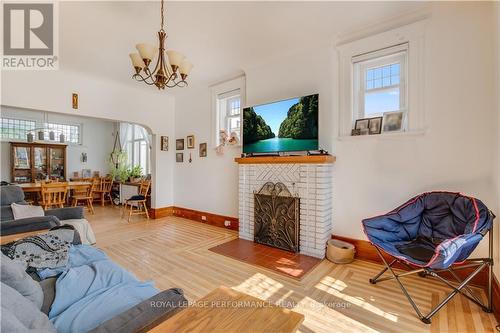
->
[108,151,129,183]
[128,165,143,183]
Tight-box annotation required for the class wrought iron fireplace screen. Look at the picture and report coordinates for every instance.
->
[254,182,300,252]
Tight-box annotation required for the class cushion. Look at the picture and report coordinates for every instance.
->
[61,219,96,245]
[0,216,60,236]
[129,195,145,201]
[1,253,44,309]
[11,203,44,220]
[1,282,57,333]
[0,185,25,205]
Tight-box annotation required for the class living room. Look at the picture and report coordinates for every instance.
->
[1,1,499,332]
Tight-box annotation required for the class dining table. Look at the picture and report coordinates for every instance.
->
[17,181,93,193]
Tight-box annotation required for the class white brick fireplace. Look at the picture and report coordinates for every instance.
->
[236,156,334,258]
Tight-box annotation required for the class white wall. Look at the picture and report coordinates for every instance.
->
[1,70,176,208]
[0,106,115,181]
[493,2,500,278]
[174,3,498,260]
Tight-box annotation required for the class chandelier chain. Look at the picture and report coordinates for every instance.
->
[160,0,164,31]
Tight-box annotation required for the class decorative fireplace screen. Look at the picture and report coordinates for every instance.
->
[254,182,300,252]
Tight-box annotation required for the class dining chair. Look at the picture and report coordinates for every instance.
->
[41,182,68,210]
[94,177,113,206]
[122,180,150,222]
[71,182,95,214]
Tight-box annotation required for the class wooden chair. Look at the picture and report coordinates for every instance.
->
[71,183,95,214]
[41,182,68,210]
[94,177,113,206]
[122,180,150,222]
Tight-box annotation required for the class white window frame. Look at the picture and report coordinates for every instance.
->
[353,44,408,121]
[210,76,246,147]
[0,117,82,145]
[44,122,81,144]
[338,20,426,137]
[0,117,37,141]
[124,124,150,175]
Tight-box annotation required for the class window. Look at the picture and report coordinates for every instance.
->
[45,122,81,144]
[122,123,150,174]
[338,20,426,137]
[217,90,241,140]
[0,118,36,140]
[353,43,407,121]
[211,76,246,146]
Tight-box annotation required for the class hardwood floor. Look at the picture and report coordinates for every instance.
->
[87,206,498,333]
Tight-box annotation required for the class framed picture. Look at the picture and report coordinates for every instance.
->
[176,139,184,150]
[382,111,404,132]
[176,152,184,162]
[187,135,195,149]
[368,117,383,135]
[82,169,91,178]
[199,142,207,157]
[355,118,369,130]
[161,136,169,151]
[72,93,78,109]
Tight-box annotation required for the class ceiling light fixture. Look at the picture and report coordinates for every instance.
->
[129,0,193,89]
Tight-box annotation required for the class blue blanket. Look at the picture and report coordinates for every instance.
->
[44,245,158,333]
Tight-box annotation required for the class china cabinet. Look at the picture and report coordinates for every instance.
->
[10,142,67,183]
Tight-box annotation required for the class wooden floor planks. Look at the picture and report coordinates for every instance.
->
[86,206,498,333]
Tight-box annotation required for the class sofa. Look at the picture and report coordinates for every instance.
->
[0,185,96,244]
[1,237,187,332]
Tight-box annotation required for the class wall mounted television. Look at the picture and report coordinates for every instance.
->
[242,93,319,154]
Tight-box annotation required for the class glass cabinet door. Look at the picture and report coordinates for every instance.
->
[34,147,48,180]
[13,146,32,183]
[49,147,65,180]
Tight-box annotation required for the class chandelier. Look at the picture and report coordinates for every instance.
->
[129,0,193,90]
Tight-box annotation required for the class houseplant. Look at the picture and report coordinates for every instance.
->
[128,165,143,183]
[108,151,129,183]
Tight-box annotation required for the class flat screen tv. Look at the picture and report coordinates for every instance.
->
[242,93,319,154]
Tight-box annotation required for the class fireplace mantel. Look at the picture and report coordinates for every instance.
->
[234,155,336,164]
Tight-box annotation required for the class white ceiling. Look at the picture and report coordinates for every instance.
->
[59,1,427,90]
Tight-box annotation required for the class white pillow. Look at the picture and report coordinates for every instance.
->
[11,203,44,220]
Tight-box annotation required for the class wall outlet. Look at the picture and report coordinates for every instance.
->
[201,215,207,221]
[224,220,231,227]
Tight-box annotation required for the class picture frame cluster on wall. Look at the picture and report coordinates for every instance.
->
[175,135,208,162]
[352,111,404,136]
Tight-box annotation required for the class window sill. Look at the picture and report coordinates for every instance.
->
[337,129,426,141]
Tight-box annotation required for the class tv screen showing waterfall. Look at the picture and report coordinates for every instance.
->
[242,94,319,153]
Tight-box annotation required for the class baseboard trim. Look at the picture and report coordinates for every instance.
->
[332,235,497,294]
[172,207,239,231]
[149,206,174,219]
[150,205,239,231]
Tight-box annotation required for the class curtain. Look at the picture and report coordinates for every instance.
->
[119,123,130,150]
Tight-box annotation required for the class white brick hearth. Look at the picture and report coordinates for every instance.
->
[238,163,333,258]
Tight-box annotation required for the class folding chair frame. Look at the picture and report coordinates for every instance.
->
[368,222,494,324]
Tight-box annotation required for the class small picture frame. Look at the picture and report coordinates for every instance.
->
[368,117,383,135]
[354,118,370,131]
[82,169,91,178]
[161,136,169,151]
[199,143,207,157]
[72,93,78,109]
[176,152,184,162]
[351,129,361,136]
[176,139,184,150]
[187,135,195,149]
[382,111,404,132]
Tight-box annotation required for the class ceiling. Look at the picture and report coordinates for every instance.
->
[59,1,427,91]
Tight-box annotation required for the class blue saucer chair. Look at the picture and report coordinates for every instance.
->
[362,191,495,324]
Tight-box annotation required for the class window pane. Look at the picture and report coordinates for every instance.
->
[366,69,373,80]
[365,62,400,91]
[364,87,400,116]
[0,118,36,140]
[140,141,147,173]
